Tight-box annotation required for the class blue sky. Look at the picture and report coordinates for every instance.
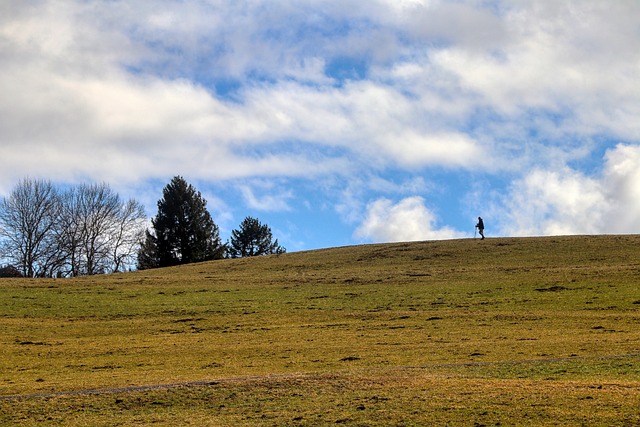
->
[1,1,640,252]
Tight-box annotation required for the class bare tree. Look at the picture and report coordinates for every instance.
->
[57,187,85,277]
[58,183,147,276]
[0,178,61,277]
[110,198,146,272]
[78,183,120,275]
[1,179,147,277]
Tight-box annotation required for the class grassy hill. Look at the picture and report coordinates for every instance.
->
[1,235,639,425]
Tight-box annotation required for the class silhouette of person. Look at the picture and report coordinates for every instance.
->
[476,217,485,240]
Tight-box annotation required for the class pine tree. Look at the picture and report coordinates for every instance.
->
[228,216,285,258]
[136,230,159,270]
[151,176,224,267]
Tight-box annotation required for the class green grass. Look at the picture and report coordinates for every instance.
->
[1,235,639,425]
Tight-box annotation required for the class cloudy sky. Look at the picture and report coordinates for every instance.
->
[2,0,640,251]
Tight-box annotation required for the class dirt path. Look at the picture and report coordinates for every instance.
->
[2,352,638,402]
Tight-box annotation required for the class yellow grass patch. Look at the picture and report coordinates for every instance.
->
[1,235,639,425]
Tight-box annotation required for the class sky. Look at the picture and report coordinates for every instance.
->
[1,0,640,252]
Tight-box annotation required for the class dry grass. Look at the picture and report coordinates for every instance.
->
[3,368,639,426]
[1,235,639,425]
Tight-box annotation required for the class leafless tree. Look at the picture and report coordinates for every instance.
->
[58,183,147,276]
[57,187,85,277]
[110,198,146,272]
[78,183,120,275]
[1,179,147,277]
[0,178,61,277]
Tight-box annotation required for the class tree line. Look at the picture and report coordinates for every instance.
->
[0,176,285,278]
[0,178,146,277]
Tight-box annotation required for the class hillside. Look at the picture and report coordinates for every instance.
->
[1,235,640,426]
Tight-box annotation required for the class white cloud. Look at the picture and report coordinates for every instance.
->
[2,0,640,249]
[431,1,640,140]
[601,144,640,233]
[0,0,490,188]
[355,196,464,242]
[497,144,640,237]
[258,77,491,169]
[498,168,605,236]
[6,0,636,185]
[239,184,293,212]
[378,130,484,168]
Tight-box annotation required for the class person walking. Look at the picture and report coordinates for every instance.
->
[475,217,485,240]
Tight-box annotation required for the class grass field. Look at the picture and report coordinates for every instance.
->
[1,235,639,425]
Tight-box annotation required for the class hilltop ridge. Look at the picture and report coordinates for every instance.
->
[133,234,640,287]
[1,234,639,425]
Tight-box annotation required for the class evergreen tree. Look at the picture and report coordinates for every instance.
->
[136,230,159,270]
[151,176,224,267]
[0,265,23,278]
[228,216,285,258]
